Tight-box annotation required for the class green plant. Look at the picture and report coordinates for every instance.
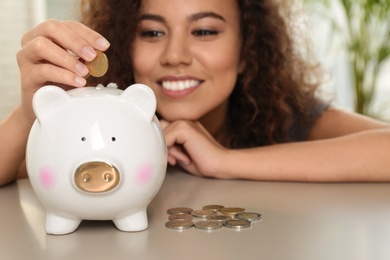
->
[305,0,390,116]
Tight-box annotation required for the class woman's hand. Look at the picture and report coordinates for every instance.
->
[16,19,110,125]
[160,119,232,179]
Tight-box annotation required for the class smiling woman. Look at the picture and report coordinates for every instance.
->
[82,0,317,145]
[132,0,243,126]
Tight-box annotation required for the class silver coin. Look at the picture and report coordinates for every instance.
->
[224,219,251,229]
[234,212,262,221]
[168,213,193,221]
[220,207,245,217]
[207,215,231,222]
[202,204,225,212]
[165,220,194,230]
[167,207,193,215]
[194,220,223,231]
[191,209,216,218]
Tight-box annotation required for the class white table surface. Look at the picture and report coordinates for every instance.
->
[1,167,390,260]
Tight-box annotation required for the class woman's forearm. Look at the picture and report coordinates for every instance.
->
[224,128,390,182]
[0,106,32,186]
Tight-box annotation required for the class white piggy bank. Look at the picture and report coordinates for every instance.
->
[26,83,167,235]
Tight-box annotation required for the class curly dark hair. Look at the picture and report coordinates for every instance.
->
[79,0,323,148]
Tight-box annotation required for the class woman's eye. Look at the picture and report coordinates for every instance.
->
[140,30,165,38]
[192,29,219,37]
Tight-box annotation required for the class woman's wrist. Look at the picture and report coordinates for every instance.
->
[215,148,243,179]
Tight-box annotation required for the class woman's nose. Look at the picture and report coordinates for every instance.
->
[160,34,192,66]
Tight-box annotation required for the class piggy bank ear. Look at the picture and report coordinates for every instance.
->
[33,85,71,123]
[120,84,157,121]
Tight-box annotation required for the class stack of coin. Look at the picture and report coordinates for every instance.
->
[165,205,262,231]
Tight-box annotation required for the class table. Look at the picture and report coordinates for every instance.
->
[1,167,390,260]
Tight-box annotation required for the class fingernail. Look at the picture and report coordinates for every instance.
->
[81,46,96,61]
[96,37,110,49]
[75,76,86,87]
[76,62,88,75]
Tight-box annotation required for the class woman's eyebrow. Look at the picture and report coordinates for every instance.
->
[189,12,226,22]
[137,12,226,24]
[137,14,166,23]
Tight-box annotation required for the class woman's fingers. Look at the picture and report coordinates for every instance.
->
[19,36,88,75]
[21,20,109,62]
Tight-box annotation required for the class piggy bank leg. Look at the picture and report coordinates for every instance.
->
[45,212,81,235]
[113,209,148,232]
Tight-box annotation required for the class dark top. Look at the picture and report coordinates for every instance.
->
[289,100,329,141]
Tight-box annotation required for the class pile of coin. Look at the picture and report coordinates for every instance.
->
[165,205,262,231]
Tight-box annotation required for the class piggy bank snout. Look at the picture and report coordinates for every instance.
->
[74,162,120,193]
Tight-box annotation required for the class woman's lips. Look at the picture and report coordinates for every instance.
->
[158,79,202,98]
[161,79,200,91]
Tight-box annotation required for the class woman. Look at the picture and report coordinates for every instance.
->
[1,0,389,186]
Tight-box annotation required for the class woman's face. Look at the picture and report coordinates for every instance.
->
[132,0,242,123]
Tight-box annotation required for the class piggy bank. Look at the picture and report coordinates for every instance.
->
[26,83,167,235]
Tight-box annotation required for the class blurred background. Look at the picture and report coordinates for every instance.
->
[0,0,389,121]
[0,0,77,120]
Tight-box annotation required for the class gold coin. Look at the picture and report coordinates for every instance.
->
[194,220,223,231]
[220,207,245,217]
[167,207,193,215]
[86,50,108,77]
[165,220,194,230]
[168,213,193,221]
[224,219,251,229]
[234,212,262,221]
[191,209,217,218]
[202,205,225,212]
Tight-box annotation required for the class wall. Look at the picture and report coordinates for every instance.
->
[0,1,40,120]
[0,0,76,120]
[306,2,390,120]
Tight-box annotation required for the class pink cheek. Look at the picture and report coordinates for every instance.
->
[39,167,56,190]
[136,163,154,185]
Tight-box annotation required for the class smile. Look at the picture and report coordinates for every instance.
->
[161,80,200,91]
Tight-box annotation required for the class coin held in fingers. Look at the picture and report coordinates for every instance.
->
[86,50,108,77]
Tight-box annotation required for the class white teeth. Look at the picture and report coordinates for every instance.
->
[162,80,199,91]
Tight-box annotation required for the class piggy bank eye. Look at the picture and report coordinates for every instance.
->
[81,137,86,142]
[111,137,116,142]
